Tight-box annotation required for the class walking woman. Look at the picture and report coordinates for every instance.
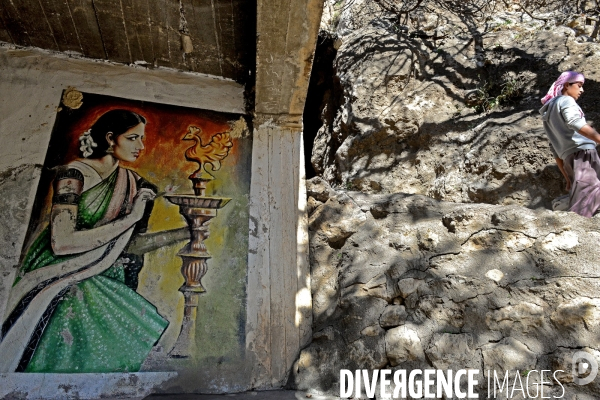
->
[540,71,600,217]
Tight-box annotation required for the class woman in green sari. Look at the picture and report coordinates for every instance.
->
[0,109,168,373]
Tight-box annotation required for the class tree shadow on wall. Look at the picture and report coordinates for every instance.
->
[300,192,600,396]
[307,14,600,209]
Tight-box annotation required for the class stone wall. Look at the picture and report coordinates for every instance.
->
[292,178,600,398]
[291,2,600,396]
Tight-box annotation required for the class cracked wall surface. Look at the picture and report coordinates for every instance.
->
[0,45,245,330]
[291,177,600,397]
[0,46,253,397]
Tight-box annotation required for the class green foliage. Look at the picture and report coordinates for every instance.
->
[331,0,346,29]
[472,73,524,112]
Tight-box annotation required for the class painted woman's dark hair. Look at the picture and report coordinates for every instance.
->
[82,109,146,159]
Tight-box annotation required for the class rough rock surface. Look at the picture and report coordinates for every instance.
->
[312,0,600,208]
[291,178,600,397]
[295,2,600,397]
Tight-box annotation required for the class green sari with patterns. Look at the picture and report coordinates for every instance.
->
[9,167,168,373]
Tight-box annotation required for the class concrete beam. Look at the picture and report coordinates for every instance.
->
[247,0,323,388]
[246,124,311,388]
[255,0,324,125]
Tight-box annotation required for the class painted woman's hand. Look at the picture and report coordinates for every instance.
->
[130,188,156,221]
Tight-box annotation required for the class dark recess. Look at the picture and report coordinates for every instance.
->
[303,32,338,179]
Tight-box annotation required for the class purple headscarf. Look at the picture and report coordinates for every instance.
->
[541,71,585,104]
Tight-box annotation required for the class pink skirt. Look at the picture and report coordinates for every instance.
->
[564,149,600,217]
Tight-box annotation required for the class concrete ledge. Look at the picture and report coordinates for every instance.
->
[145,391,337,400]
[0,372,177,399]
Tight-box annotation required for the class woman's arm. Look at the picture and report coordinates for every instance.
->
[555,157,571,191]
[50,188,155,255]
[126,227,190,255]
[577,124,600,144]
[560,98,600,142]
[561,97,588,133]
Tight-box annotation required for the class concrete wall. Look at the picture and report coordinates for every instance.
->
[246,120,311,388]
[0,47,310,397]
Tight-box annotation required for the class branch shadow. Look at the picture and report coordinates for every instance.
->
[308,14,600,209]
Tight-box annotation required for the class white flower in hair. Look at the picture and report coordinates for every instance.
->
[78,129,97,158]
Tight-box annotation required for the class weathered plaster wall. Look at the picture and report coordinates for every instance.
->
[0,0,324,392]
[0,47,252,397]
[0,45,245,325]
[246,121,311,388]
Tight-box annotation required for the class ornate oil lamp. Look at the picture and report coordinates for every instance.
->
[165,126,233,358]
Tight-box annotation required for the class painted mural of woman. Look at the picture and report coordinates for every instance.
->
[0,109,168,373]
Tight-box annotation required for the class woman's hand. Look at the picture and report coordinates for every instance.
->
[130,188,156,221]
[565,177,572,192]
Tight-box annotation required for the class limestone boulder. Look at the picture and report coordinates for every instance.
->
[292,187,600,397]
[482,337,537,378]
[486,302,545,334]
[292,328,345,394]
[551,297,600,328]
[425,333,481,371]
[385,324,426,367]
[379,305,407,328]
